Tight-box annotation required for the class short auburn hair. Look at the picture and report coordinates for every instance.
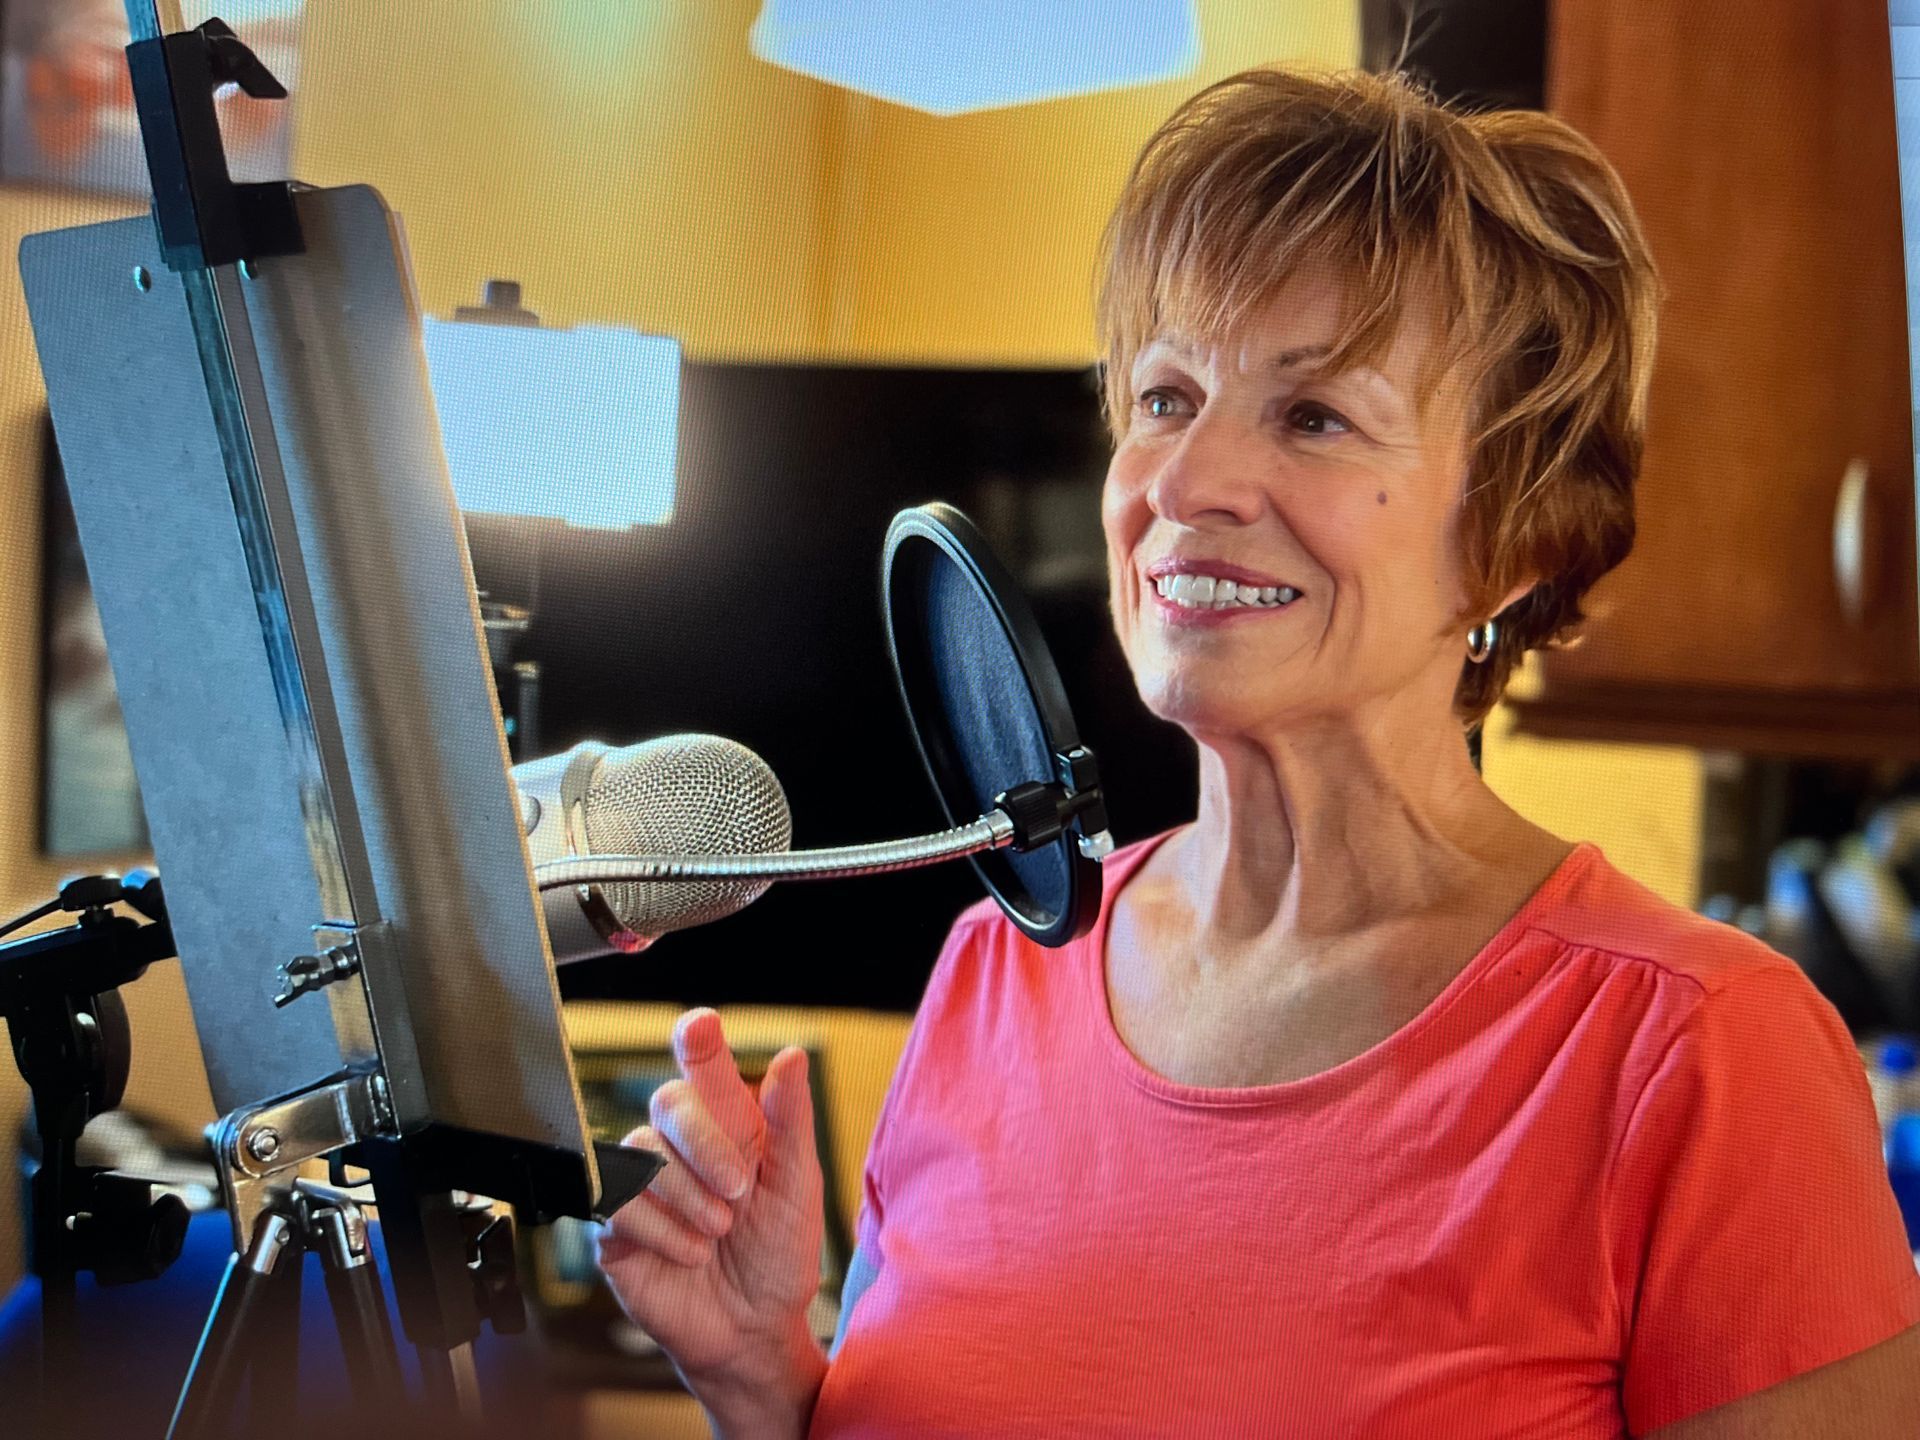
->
[1097,66,1659,726]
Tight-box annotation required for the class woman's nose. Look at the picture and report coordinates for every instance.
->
[1144,411,1268,529]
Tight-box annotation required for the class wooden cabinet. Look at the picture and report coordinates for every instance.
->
[1509,0,1920,758]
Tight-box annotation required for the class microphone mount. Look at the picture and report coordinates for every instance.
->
[531,776,1113,892]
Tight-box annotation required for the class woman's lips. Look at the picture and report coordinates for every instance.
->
[1148,586,1302,627]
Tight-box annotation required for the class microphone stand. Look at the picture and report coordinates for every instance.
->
[0,873,189,1438]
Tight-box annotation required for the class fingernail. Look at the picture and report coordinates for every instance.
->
[726,1171,750,1200]
[675,1007,722,1061]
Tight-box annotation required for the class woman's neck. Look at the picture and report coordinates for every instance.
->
[1162,706,1547,960]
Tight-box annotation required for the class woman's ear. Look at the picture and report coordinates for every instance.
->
[1494,578,1537,618]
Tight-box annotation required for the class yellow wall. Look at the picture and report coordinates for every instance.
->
[1483,672,1703,909]
[289,0,1355,363]
[0,0,1703,1313]
[290,1,838,358]
[819,7,1356,362]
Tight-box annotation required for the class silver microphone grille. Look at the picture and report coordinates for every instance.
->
[580,734,792,938]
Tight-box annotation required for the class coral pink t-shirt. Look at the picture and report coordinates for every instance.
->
[810,832,1920,1438]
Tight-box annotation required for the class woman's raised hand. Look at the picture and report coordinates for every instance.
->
[597,1008,828,1402]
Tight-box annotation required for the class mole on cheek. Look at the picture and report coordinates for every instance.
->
[1376,491,1387,506]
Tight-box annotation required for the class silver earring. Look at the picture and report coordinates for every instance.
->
[1466,619,1499,664]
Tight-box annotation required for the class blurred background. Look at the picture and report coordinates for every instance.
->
[2,0,1917,1433]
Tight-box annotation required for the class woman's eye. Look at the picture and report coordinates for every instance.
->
[1284,401,1352,436]
[1138,388,1187,421]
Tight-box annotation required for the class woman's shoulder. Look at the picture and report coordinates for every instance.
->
[922,831,1173,1008]
[1487,841,1855,1095]
[1532,840,1806,1005]
[937,829,1174,953]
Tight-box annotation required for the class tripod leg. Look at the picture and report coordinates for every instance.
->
[415,1340,484,1430]
[447,1341,483,1421]
[167,1210,294,1440]
[247,1219,304,1432]
[35,1266,78,1439]
[313,1202,409,1419]
[25,1034,96,1433]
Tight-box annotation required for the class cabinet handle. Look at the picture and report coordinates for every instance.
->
[1832,456,1880,625]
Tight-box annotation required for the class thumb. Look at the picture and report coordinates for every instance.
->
[759,1046,817,1171]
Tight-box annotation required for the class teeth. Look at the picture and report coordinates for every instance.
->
[1152,573,1300,610]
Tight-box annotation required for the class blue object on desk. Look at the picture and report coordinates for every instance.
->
[0,1209,549,1439]
[1888,1113,1920,1250]
[1882,1036,1919,1076]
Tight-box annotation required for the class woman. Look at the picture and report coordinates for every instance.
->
[597,68,1920,1437]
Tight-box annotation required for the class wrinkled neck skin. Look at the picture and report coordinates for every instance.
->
[1156,671,1546,971]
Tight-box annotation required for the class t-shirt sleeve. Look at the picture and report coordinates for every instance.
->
[851,905,996,1257]
[1610,959,1920,1434]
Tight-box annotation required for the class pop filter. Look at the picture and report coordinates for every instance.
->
[882,503,1111,947]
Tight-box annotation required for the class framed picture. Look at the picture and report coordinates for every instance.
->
[522,1040,854,1389]
[39,411,148,857]
[0,0,302,196]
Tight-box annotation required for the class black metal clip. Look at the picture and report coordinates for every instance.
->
[195,17,289,99]
[124,15,305,271]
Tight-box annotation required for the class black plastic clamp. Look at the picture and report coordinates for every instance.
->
[993,774,1106,853]
[124,17,304,270]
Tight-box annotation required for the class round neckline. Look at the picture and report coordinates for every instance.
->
[1085,829,1600,1109]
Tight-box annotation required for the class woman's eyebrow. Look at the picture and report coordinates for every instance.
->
[1135,338,1191,367]
[1137,339,1336,374]
[1129,344,1196,388]
[1285,357,1416,425]
[1266,344,1335,371]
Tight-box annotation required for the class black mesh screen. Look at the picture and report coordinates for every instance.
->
[913,547,1072,927]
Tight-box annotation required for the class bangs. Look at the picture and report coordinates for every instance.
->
[1099,71,1482,436]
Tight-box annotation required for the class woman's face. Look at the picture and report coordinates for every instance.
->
[1102,262,1482,738]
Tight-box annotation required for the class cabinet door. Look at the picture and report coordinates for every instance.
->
[1526,0,1920,756]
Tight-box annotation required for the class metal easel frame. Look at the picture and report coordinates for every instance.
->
[15,6,662,1431]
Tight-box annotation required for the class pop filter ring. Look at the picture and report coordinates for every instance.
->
[881,502,1105,947]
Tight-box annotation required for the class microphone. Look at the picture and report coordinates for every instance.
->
[515,505,1111,966]
[518,733,1101,965]
[514,734,792,963]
